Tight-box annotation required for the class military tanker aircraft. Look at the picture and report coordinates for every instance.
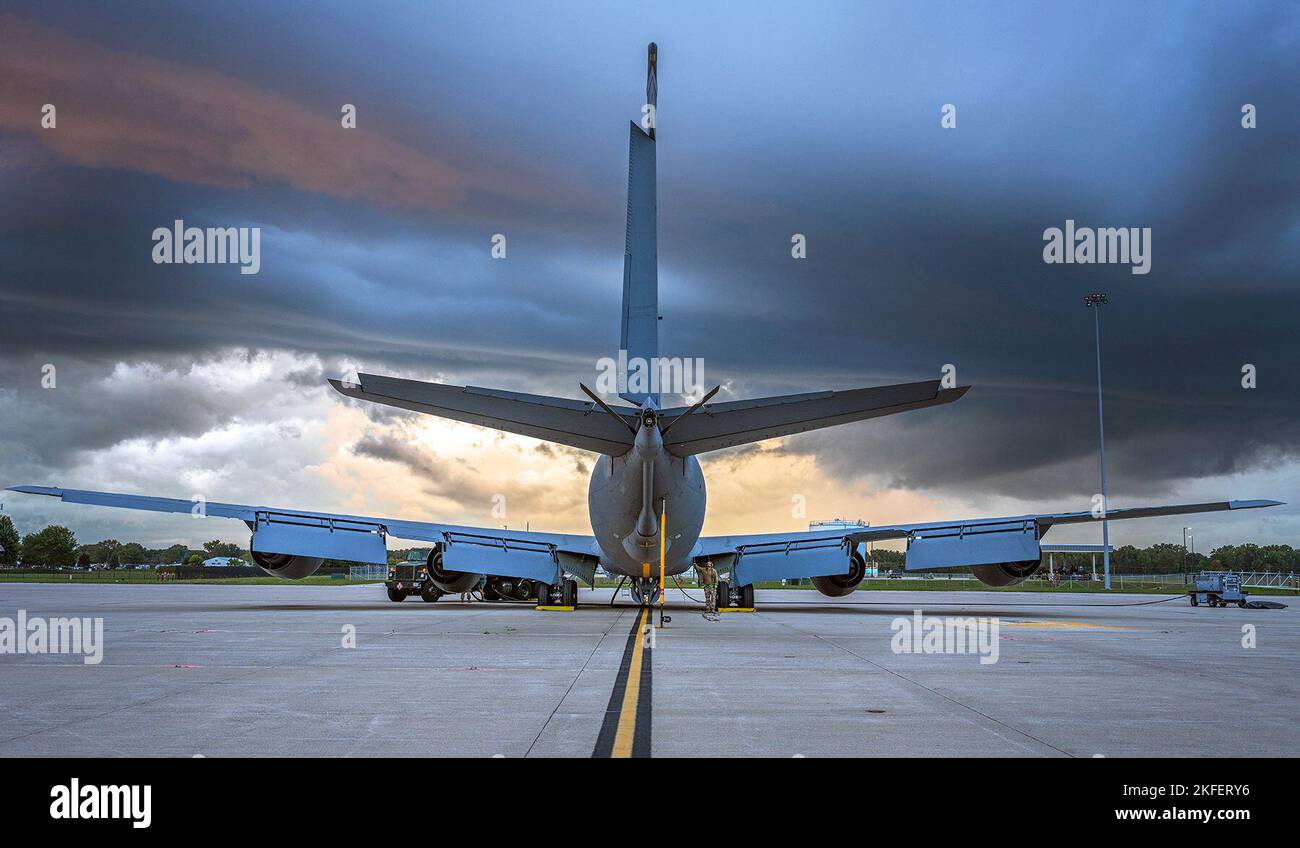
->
[10,44,1280,609]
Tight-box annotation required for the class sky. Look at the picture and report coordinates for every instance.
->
[0,0,1296,555]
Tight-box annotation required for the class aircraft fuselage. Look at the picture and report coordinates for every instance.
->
[587,422,706,578]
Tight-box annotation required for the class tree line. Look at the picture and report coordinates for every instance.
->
[3,515,1297,573]
[864,542,1300,574]
[0,515,247,568]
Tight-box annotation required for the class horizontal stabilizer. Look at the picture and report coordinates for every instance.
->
[659,380,968,455]
[330,374,638,454]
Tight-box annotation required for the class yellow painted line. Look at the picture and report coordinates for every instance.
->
[718,607,755,613]
[535,605,575,611]
[1001,619,1131,631]
[611,606,650,758]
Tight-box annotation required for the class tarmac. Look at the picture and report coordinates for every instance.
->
[1,583,1296,757]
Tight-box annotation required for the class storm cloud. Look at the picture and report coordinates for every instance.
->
[1,1,1296,549]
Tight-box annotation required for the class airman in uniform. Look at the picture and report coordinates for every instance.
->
[697,559,720,619]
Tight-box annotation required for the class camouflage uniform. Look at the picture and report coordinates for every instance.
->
[698,562,719,614]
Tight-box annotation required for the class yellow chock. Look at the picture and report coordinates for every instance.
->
[536,605,576,612]
[718,607,755,613]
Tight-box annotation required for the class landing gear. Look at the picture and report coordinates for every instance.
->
[630,578,661,607]
[484,576,535,602]
[387,587,407,603]
[537,578,578,607]
[714,580,753,610]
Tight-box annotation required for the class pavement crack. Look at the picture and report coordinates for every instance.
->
[524,608,627,758]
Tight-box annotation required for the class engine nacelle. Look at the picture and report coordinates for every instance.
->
[970,559,1043,587]
[811,550,867,598]
[250,549,324,579]
[427,547,482,594]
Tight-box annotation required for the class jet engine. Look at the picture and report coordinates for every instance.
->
[811,550,867,598]
[250,550,324,579]
[426,547,482,594]
[970,559,1042,587]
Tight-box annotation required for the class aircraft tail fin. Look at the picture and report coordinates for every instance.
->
[619,43,659,407]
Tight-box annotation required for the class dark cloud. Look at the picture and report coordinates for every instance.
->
[1,2,1296,544]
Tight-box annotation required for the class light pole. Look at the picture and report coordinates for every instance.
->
[1084,292,1111,589]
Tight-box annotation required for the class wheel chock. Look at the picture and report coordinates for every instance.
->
[718,607,755,613]
[536,605,576,612]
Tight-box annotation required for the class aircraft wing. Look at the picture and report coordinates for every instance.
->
[693,499,1283,586]
[7,486,601,585]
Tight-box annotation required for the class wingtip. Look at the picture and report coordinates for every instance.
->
[328,377,364,396]
[939,385,971,402]
[1230,499,1286,510]
[7,485,60,497]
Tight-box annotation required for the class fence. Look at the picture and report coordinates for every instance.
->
[1238,571,1299,589]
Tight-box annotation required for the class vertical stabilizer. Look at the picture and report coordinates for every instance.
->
[619,43,659,406]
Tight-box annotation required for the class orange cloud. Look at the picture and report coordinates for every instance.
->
[0,15,515,212]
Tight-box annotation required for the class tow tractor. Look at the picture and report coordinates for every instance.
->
[385,548,442,603]
[1189,571,1248,608]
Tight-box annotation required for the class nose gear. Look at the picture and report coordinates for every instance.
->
[630,577,661,606]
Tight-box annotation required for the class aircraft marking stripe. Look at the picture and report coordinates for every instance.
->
[592,606,652,758]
